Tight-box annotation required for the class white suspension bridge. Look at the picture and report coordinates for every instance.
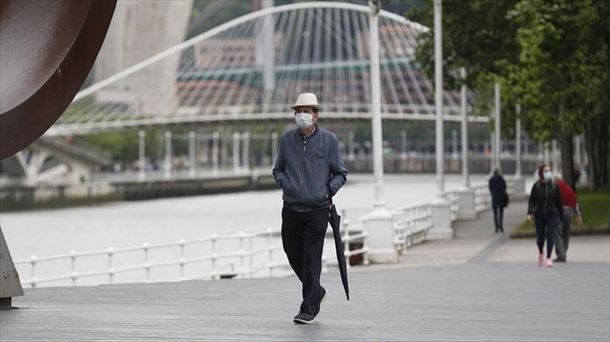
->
[46,2,487,137]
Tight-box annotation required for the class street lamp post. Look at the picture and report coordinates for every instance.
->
[369,0,385,210]
[364,0,398,264]
[434,0,445,197]
[513,104,526,197]
[427,0,454,239]
[494,82,501,172]
[456,67,476,219]
[460,68,469,188]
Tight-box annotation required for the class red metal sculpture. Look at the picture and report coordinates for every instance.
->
[0,0,116,159]
[0,0,116,309]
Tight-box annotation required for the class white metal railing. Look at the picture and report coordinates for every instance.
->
[473,179,515,213]
[393,203,433,254]
[340,219,370,268]
[473,184,491,213]
[16,180,509,288]
[15,223,369,288]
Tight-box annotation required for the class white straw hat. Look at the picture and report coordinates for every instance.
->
[290,93,322,111]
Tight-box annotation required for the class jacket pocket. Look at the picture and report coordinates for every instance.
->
[281,178,298,202]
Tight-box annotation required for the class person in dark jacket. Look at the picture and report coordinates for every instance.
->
[273,93,348,324]
[488,168,507,233]
[527,164,564,268]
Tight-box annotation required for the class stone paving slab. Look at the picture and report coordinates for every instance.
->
[2,263,608,341]
[2,199,608,341]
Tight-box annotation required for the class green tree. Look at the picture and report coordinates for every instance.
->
[507,0,608,190]
[410,0,608,190]
[407,0,521,143]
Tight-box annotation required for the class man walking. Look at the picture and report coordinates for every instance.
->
[488,168,507,233]
[273,93,348,324]
[553,173,583,262]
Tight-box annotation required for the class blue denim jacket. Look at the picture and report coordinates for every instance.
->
[272,126,348,208]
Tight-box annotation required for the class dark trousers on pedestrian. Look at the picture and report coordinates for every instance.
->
[554,207,573,260]
[492,201,504,232]
[535,215,558,258]
[281,207,327,315]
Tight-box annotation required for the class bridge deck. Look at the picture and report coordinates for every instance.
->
[2,202,609,341]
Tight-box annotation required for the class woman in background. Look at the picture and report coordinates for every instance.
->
[527,164,564,268]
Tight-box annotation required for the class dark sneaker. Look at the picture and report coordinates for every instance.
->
[313,287,326,317]
[553,257,566,263]
[293,311,315,324]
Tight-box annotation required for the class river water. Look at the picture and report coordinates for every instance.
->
[2,173,494,286]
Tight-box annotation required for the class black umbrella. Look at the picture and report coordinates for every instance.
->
[329,204,349,300]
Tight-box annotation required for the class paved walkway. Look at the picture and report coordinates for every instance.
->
[2,200,609,341]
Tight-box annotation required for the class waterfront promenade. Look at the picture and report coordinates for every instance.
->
[2,201,609,341]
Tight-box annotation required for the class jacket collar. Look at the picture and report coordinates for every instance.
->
[296,124,319,139]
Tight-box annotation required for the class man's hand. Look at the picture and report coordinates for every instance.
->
[576,215,583,225]
[527,214,533,222]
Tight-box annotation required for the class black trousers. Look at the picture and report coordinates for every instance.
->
[281,207,328,315]
[535,215,558,258]
[492,201,504,231]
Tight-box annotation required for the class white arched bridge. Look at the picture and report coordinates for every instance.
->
[48,2,487,136]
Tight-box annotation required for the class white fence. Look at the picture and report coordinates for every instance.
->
[15,181,509,288]
[15,225,369,289]
[393,203,433,253]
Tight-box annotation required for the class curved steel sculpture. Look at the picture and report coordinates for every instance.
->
[0,0,116,159]
[0,0,116,309]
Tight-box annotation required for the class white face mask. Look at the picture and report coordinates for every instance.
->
[543,171,553,181]
[295,112,314,128]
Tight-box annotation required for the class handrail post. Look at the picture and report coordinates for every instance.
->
[70,250,77,286]
[363,229,370,266]
[30,255,38,288]
[267,228,273,277]
[179,239,186,280]
[107,247,114,284]
[211,234,218,280]
[248,235,254,278]
[238,232,245,278]
[143,242,150,282]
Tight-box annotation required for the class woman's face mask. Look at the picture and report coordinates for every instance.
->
[543,171,553,181]
[295,112,314,128]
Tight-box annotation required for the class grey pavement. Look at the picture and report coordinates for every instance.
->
[2,200,609,341]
